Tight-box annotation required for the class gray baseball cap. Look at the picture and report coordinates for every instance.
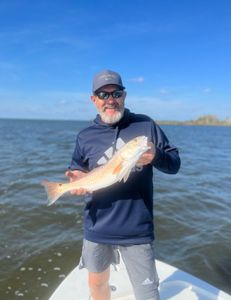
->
[92,70,125,93]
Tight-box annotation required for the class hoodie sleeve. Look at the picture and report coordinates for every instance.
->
[151,122,181,174]
[68,135,89,172]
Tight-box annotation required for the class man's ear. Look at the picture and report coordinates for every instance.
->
[91,95,96,103]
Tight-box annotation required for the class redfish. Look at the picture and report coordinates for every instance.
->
[42,136,149,206]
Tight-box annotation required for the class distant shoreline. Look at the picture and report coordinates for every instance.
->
[158,121,231,126]
[1,114,231,126]
[158,115,231,126]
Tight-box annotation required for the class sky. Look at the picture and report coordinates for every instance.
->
[0,0,230,121]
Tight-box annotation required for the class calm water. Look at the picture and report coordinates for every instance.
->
[0,118,230,300]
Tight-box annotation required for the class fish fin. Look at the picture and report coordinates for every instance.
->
[41,180,65,206]
[122,170,132,182]
[115,162,133,183]
[112,162,123,174]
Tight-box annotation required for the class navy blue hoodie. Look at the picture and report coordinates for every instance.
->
[69,109,180,245]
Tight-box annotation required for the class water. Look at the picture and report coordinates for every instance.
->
[0,119,230,299]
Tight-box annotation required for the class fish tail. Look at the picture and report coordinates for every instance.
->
[41,180,66,206]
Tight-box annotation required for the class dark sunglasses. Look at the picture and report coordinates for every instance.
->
[94,90,124,100]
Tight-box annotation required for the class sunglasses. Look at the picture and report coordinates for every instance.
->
[94,90,124,100]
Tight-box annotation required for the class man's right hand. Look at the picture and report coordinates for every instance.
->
[65,170,89,195]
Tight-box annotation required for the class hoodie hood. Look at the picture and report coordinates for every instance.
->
[93,108,131,154]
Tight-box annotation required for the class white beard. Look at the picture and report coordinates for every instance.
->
[99,107,124,124]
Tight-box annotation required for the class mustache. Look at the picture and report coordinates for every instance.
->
[103,104,119,111]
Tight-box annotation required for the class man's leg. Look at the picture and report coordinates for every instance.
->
[79,240,119,300]
[88,268,110,300]
[120,243,160,300]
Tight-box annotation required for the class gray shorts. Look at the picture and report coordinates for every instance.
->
[79,239,160,300]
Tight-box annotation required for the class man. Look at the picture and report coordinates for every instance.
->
[65,70,181,300]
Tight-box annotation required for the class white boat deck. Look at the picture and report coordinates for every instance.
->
[49,259,231,300]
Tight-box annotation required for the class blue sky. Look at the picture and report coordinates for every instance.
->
[0,0,230,121]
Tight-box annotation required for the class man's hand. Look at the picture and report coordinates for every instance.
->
[65,170,89,195]
[137,142,155,166]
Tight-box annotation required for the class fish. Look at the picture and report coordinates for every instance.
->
[41,136,150,206]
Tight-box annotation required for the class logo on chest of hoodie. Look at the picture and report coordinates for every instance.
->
[96,137,143,173]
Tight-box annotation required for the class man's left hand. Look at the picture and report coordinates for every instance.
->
[137,142,155,166]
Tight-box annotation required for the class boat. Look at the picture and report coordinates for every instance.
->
[49,259,231,300]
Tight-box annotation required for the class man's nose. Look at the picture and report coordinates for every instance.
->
[107,95,116,102]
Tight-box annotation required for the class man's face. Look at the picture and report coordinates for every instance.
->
[91,84,126,124]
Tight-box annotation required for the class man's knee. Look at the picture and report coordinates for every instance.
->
[88,268,110,292]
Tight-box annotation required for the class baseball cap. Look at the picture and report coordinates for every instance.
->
[92,70,125,92]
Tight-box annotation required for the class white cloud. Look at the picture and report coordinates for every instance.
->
[128,76,144,83]
[1,88,230,121]
[159,88,169,95]
[0,90,95,120]
[203,87,212,93]
[125,94,225,121]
